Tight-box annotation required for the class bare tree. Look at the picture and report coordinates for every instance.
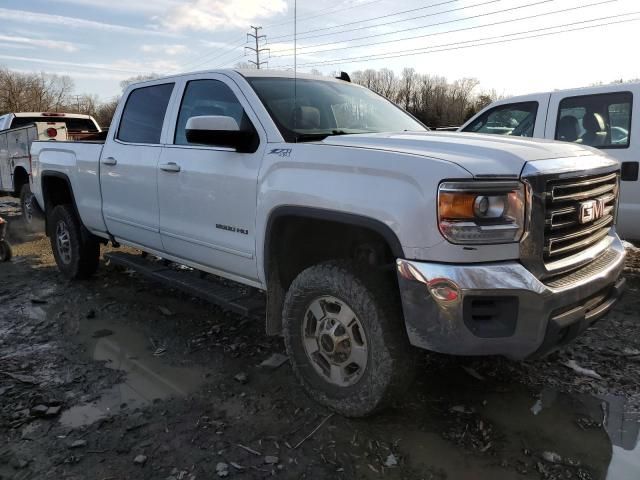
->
[0,66,74,114]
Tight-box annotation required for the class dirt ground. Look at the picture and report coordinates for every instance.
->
[1,196,639,480]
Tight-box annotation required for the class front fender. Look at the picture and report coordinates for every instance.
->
[255,143,470,284]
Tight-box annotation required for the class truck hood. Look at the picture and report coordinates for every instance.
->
[320,131,604,177]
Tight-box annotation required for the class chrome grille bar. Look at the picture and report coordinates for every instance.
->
[543,171,619,266]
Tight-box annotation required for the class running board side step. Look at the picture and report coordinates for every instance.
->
[104,252,265,320]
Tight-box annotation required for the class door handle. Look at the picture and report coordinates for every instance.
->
[159,162,181,173]
[102,157,117,166]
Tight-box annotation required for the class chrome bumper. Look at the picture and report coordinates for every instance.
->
[396,236,626,360]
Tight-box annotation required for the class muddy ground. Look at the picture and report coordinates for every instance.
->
[1,196,639,480]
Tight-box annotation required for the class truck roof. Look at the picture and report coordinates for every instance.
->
[498,80,639,103]
[126,69,347,89]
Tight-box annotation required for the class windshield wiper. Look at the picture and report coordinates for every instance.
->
[294,130,353,142]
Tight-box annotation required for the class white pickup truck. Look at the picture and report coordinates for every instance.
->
[0,112,101,224]
[31,70,626,416]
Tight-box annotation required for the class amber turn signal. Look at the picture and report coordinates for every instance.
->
[438,192,476,219]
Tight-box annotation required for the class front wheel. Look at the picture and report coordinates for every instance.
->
[283,261,415,417]
[48,204,100,279]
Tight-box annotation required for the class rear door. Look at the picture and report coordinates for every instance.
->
[157,73,265,284]
[100,82,176,251]
[460,94,550,138]
[545,88,639,239]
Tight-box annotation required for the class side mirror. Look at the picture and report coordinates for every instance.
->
[185,115,257,152]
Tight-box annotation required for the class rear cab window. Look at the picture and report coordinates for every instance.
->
[555,92,633,148]
[117,83,175,144]
[10,116,99,132]
[462,102,538,137]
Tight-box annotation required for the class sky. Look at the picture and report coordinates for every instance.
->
[1,0,640,101]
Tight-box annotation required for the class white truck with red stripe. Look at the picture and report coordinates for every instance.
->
[0,112,100,225]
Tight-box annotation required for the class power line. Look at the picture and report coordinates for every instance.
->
[245,25,270,69]
[269,0,615,58]
[270,0,554,53]
[268,0,460,41]
[214,54,248,69]
[271,12,640,68]
[271,0,504,40]
[263,0,389,30]
[179,38,247,71]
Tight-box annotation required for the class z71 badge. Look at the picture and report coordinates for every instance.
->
[268,148,292,157]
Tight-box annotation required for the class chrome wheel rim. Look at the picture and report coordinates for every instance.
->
[302,295,368,387]
[56,221,72,265]
[23,194,33,223]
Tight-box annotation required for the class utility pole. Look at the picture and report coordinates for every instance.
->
[245,26,270,69]
[73,95,82,113]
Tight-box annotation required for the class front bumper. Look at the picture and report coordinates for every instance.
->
[396,236,626,360]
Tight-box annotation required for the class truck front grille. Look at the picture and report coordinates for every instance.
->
[543,172,618,264]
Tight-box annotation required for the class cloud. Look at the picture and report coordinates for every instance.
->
[0,54,163,75]
[140,44,188,56]
[54,0,179,13]
[0,34,79,52]
[163,0,287,32]
[0,7,175,36]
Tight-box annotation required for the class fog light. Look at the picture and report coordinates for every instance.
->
[427,277,460,302]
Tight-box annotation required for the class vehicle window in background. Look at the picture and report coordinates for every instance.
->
[463,102,538,137]
[10,117,99,132]
[555,92,632,148]
[174,79,246,145]
[117,83,174,144]
[247,77,426,142]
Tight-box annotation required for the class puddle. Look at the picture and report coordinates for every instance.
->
[602,394,640,479]
[59,318,208,428]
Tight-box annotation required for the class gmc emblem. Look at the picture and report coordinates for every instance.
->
[579,198,606,224]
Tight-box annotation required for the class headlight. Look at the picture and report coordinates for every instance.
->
[438,180,526,244]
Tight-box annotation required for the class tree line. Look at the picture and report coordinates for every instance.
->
[349,67,497,128]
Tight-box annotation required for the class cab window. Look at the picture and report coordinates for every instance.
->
[117,83,174,144]
[555,92,632,148]
[463,102,538,137]
[174,79,248,146]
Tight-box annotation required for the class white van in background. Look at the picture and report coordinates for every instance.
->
[0,112,100,226]
[459,83,639,240]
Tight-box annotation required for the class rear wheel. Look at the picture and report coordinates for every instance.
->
[20,184,43,230]
[49,204,100,279]
[283,261,415,417]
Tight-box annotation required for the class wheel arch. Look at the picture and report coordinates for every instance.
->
[262,205,405,335]
[40,171,80,236]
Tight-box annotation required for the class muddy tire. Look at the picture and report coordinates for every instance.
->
[0,240,12,262]
[20,184,43,231]
[48,204,100,279]
[283,261,415,417]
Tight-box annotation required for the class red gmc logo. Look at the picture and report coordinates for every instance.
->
[579,198,606,224]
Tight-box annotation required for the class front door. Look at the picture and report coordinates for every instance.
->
[157,75,265,284]
[100,82,175,251]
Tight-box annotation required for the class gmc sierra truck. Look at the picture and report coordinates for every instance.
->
[30,70,626,417]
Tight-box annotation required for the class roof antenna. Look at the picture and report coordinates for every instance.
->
[293,0,298,142]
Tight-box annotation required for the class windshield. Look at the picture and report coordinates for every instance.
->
[10,116,99,132]
[246,77,427,142]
